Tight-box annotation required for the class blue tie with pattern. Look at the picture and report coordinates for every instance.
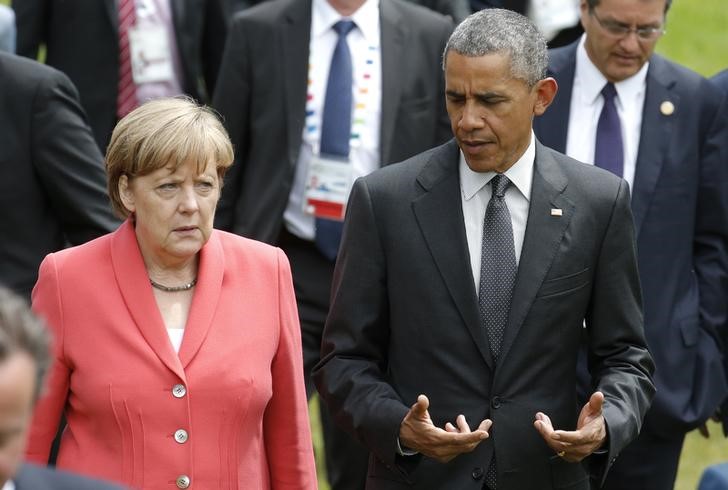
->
[315,20,356,261]
[480,174,517,490]
[594,82,624,177]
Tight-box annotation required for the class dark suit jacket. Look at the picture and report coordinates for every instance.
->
[534,42,728,436]
[313,139,655,489]
[711,67,728,435]
[713,68,728,93]
[212,0,453,242]
[15,0,227,151]
[0,53,119,299]
[14,463,125,490]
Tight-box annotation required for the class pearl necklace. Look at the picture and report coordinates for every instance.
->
[149,277,198,292]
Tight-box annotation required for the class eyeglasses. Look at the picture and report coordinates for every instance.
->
[590,9,666,41]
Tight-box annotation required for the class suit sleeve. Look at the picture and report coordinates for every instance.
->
[585,179,656,483]
[31,67,120,244]
[696,91,728,435]
[26,254,71,464]
[693,88,728,383]
[314,178,411,468]
[13,0,46,60]
[263,249,318,489]
[212,15,251,231]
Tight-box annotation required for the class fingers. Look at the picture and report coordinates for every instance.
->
[587,391,605,414]
[477,418,493,433]
[698,423,710,439]
[456,414,470,433]
[410,394,430,417]
[533,412,554,436]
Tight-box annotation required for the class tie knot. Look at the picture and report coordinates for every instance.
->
[601,82,618,102]
[333,20,355,37]
[490,174,510,198]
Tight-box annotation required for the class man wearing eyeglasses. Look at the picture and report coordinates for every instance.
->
[534,0,728,489]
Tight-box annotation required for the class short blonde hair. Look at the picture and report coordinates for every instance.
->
[106,97,234,218]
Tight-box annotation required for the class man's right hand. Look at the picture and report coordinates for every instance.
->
[399,394,491,463]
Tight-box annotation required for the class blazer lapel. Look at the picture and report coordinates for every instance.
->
[170,0,187,46]
[534,43,578,153]
[412,140,494,369]
[378,0,405,165]
[498,142,574,365]
[630,56,676,236]
[282,0,311,168]
[177,232,225,367]
[105,0,118,34]
[111,221,186,381]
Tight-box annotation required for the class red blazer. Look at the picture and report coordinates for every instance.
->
[27,220,317,489]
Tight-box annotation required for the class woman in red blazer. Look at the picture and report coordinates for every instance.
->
[26,98,317,489]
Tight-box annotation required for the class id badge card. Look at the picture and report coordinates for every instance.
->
[304,155,354,221]
[129,26,174,84]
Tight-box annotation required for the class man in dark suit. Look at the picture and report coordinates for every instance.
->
[0,287,124,490]
[314,8,654,489]
[212,1,452,487]
[0,53,120,301]
[533,1,728,488]
[15,0,227,152]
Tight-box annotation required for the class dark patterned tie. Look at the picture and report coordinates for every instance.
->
[594,82,624,177]
[314,20,356,261]
[479,174,517,490]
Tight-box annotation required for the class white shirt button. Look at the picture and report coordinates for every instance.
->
[174,429,188,444]
[172,384,187,398]
[176,475,190,488]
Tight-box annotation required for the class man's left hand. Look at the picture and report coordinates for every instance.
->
[533,391,607,463]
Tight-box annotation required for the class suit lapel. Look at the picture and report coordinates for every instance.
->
[111,221,186,381]
[178,232,225,367]
[534,43,578,153]
[282,0,311,167]
[412,140,494,369]
[630,56,676,236]
[498,143,574,365]
[379,0,405,165]
[170,0,187,44]
[105,0,118,34]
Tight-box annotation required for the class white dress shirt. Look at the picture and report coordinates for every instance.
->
[132,0,184,103]
[284,0,382,240]
[2,480,15,490]
[461,133,535,295]
[565,35,648,189]
[166,327,184,354]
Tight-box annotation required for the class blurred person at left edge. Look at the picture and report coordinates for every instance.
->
[25,97,317,490]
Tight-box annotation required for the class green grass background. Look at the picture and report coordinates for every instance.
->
[4,0,726,488]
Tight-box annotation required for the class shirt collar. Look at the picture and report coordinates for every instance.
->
[575,34,649,107]
[460,131,536,202]
[312,0,379,44]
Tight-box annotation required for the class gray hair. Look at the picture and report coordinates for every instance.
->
[585,0,672,13]
[0,287,51,400]
[442,8,548,87]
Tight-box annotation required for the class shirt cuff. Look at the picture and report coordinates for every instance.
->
[396,437,419,456]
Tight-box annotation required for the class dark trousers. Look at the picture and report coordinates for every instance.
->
[600,427,685,490]
[279,229,369,490]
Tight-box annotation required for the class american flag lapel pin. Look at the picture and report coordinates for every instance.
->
[550,208,563,217]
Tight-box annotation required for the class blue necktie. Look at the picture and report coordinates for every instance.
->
[594,83,624,177]
[315,20,355,261]
[480,174,517,490]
